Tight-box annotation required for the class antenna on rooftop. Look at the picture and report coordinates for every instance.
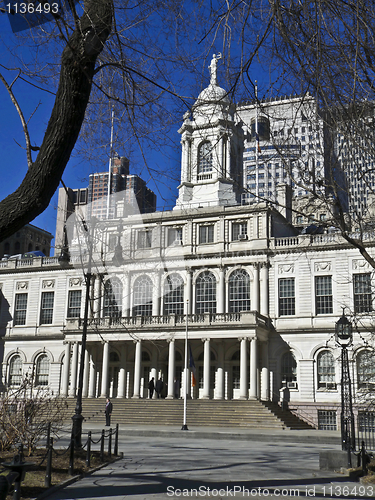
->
[106,106,115,219]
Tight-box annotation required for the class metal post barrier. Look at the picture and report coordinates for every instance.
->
[114,424,119,456]
[45,437,53,488]
[46,422,51,449]
[108,428,112,458]
[0,476,9,500]
[361,441,368,476]
[86,431,91,468]
[69,438,75,476]
[100,430,105,462]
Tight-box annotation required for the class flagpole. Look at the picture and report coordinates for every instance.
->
[182,299,189,430]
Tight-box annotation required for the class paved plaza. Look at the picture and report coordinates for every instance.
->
[42,424,374,500]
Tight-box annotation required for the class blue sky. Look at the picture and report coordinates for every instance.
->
[0,10,183,248]
[0,4,276,252]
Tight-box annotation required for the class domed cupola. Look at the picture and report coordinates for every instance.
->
[174,55,244,210]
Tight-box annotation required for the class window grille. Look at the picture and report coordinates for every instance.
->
[35,354,49,386]
[8,355,22,387]
[40,292,54,325]
[317,351,336,389]
[315,276,333,314]
[318,410,337,430]
[103,279,123,317]
[163,274,184,315]
[14,293,27,325]
[133,275,153,316]
[199,225,214,244]
[196,271,216,313]
[353,273,373,313]
[279,278,295,316]
[198,142,213,174]
[67,290,82,318]
[281,352,297,386]
[137,230,152,249]
[229,269,251,312]
[232,222,248,241]
[357,350,375,388]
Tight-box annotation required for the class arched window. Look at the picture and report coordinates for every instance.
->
[317,351,336,389]
[196,271,216,313]
[35,354,49,386]
[103,278,123,317]
[109,351,120,362]
[4,242,10,254]
[357,350,375,388]
[281,352,297,388]
[133,275,153,316]
[163,274,184,315]
[8,355,22,387]
[15,241,20,252]
[198,142,213,174]
[229,269,251,312]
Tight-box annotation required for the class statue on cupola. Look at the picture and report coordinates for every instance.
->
[174,55,244,211]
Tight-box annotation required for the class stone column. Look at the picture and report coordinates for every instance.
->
[215,341,225,400]
[166,339,175,399]
[123,272,130,318]
[260,342,269,401]
[260,263,269,316]
[61,342,71,397]
[94,275,101,319]
[249,337,258,400]
[88,347,96,398]
[69,342,79,397]
[152,272,161,317]
[252,264,260,313]
[217,267,225,314]
[117,344,127,398]
[202,338,211,399]
[132,340,142,398]
[100,342,109,398]
[150,346,158,399]
[239,338,248,400]
[185,269,192,314]
[82,348,90,398]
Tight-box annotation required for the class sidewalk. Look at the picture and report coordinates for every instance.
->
[41,424,369,500]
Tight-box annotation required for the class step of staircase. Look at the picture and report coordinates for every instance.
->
[65,398,314,430]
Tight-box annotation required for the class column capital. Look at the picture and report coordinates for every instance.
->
[238,337,247,342]
[133,338,141,344]
[201,337,211,343]
[167,338,175,344]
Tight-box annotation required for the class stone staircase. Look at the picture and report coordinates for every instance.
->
[65,398,315,430]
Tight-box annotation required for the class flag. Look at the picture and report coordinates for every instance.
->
[256,132,261,153]
[189,345,197,387]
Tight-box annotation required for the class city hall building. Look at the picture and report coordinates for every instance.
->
[0,58,374,430]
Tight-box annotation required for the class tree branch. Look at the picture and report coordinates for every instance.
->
[0,0,113,242]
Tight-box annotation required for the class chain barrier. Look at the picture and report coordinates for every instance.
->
[0,422,120,497]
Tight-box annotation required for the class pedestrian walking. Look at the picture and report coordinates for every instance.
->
[148,377,155,398]
[105,398,113,426]
[155,378,163,399]
[173,377,180,399]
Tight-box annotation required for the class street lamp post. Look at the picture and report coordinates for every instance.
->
[71,219,96,448]
[335,309,355,466]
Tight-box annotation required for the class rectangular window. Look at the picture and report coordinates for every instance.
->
[168,227,183,246]
[67,290,82,318]
[353,273,372,313]
[199,225,214,244]
[40,291,54,325]
[232,222,247,241]
[315,276,333,314]
[318,410,337,431]
[137,230,152,249]
[14,293,27,326]
[279,278,295,316]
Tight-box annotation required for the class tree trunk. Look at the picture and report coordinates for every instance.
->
[0,0,113,242]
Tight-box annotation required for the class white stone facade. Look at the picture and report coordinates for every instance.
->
[1,58,374,432]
